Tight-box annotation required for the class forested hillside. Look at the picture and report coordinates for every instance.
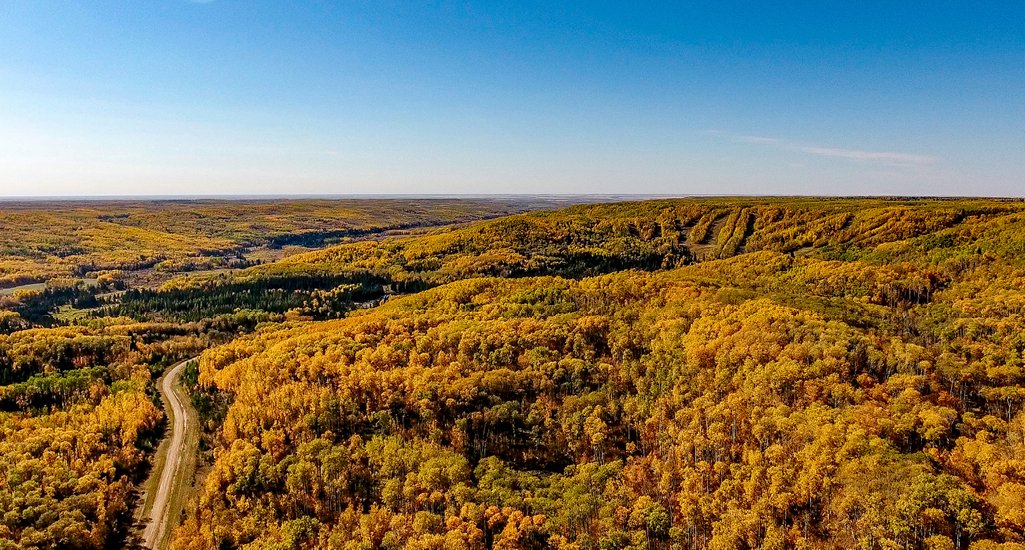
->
[161,198,1021,295]
[165,198,1025,550]
[0,198,552,549]
[0,317,245,549]
[3,197,1025,550]
[0,199,536,288]
[133,199,1022,322]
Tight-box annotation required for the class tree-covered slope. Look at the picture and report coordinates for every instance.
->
[5,197,1025,550]
[130,198,1025,324]
[0,199,536,287]
[0,318,245,550]
[166,198,1025,291]
[170,206,1025,550]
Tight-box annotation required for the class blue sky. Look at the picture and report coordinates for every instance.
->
[0,1,1022,196]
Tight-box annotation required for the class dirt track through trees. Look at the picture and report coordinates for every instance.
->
[141,357,199,550]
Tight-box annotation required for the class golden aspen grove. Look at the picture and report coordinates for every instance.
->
[3,198,1025,550]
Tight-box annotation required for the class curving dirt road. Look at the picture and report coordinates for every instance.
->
[141,357,200,550]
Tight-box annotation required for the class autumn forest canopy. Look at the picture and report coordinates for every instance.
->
[2,197,1025,550]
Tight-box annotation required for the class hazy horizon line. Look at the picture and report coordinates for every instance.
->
[1,193,1023,203]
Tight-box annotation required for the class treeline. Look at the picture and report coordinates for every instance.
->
[8,281,106,326]
[0,320,236,397]
[104,274,388,323]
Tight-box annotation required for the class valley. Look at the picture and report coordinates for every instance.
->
[2,197,1025,550]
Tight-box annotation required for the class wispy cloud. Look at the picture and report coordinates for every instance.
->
[735,135,783,145]
[709,131,937,167]
[795,146,935,165]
